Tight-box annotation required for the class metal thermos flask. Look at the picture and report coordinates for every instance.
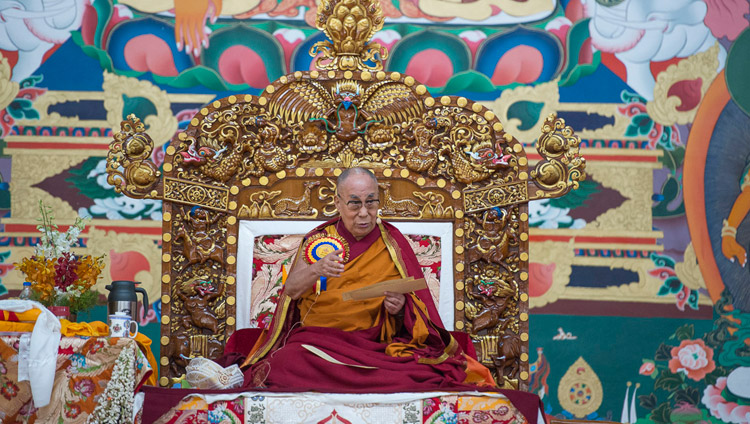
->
[105,280,149,320]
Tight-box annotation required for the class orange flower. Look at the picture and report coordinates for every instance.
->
[668,339,715,381]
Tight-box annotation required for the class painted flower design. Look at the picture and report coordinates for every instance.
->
[423,398,436,415]
[64,402,82,418]
[639,361,656,376]
[67,353,87,373]
[73,378,96,397]
[111,323,123,335]
[668,339,715,381]
[702,376,750,423]
[1,381,19,399]
[87,340,105,355]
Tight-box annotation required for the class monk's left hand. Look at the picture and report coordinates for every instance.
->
[383,291,405,315]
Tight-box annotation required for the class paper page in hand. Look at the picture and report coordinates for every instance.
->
[341,278,427,301]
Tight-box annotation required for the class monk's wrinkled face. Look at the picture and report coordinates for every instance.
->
[334,174,379,240]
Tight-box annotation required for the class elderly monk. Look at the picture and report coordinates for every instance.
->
[236,167,496,392]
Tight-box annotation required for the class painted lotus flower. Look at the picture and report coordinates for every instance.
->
[702,376,750,423]
[668,339,715,381]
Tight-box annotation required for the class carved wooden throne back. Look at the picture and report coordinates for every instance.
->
[106,0,586,389]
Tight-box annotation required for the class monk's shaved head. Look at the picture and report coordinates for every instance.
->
[337,167,377,188]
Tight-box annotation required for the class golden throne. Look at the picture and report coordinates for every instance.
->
[106,0,585,392]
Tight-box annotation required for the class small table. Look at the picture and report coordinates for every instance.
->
[0,335,152,422]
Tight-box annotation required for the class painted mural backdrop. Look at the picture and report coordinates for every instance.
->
[0,0,748,421]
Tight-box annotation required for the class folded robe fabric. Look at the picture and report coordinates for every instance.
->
[0,308,41,322]
[0,299,61,408]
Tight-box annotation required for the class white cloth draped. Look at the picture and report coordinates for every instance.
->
[0,299,61,408]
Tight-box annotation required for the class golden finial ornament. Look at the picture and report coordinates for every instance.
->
[311,0,387,71]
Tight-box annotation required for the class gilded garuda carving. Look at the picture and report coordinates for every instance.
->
[106,0,585,389]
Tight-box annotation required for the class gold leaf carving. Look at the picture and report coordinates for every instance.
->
[586,164,653,232]
[557,357,603,418]
[164,177,229,212]
[312,0,387,71]
[482,82,635,141]
[0,53,19,111]
[272,181,320,218]
[647,43,721,126]
[674,242,706,291]
[10,155,83,220]
[103,71,177,146]
[464,182,528,213]
[529,241,573,308]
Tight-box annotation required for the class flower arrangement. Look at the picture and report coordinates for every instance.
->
[14,201,104,315]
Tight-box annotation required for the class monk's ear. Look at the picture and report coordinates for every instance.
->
[333,191,341,211]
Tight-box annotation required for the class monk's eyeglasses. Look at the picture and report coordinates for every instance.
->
[338,194,380,211]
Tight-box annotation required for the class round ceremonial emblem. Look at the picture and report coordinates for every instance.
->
[302,233,350,265]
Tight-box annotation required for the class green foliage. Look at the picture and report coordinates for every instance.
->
[439,70,499,94]
[122,95,157,123]
[66,289,100,315]
[654,343,672,361]
[639,393,657,411]
[650,402,672,424]
[558,18,602,87]
[152,66,235,91]
[673,387,701,406]
[91,0,113,48]
[507,101,544,131]
[548,179,600,209]
[673,324,694,341]
[704,365,731,386]
[658,145,685,173]
[71,32,114,72]
[649,252,676,269]
[654,369,683,391]
[656,277,682,296]
[652,174,686,217]
[66,157,117,200]
[7,98,40,120]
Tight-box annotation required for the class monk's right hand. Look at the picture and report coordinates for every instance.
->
[315,249,345,278]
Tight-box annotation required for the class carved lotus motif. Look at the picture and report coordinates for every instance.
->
[365,123,395,150]
[298,122,328,153]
